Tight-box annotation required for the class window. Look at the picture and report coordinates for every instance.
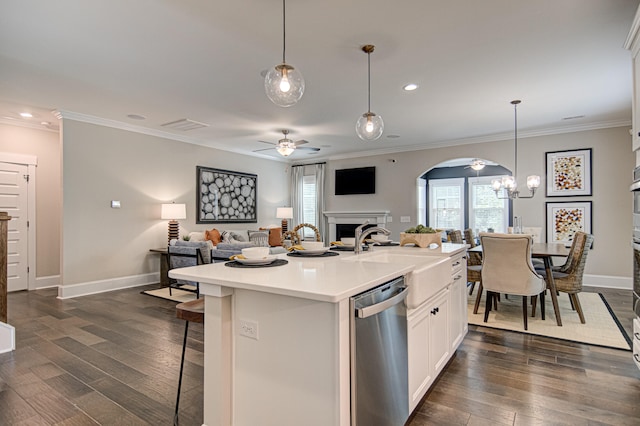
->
[468,175,509,233]
[428,178,464,230]
[302,175,317,238]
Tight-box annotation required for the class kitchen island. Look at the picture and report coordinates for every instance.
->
[169,243,468,426]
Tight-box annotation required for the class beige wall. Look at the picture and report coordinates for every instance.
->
[0,123,61,279]
[324,126,633,280]
[61,119,289,286]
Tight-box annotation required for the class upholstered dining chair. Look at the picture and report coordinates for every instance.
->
[479,232,546,330]
[464,228,482,296]
[535,232,594,324]
[449,230,463,244]
[168,241,212,299]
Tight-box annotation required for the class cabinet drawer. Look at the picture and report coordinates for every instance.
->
[634,318,640,371]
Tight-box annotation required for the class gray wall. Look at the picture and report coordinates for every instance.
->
[61,119,289,286]
[324,126,633,280]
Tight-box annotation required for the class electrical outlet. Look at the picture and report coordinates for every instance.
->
[400,216,411,223]
[239,319,259,340]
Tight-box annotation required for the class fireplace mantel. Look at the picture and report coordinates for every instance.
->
[323,210,390,242]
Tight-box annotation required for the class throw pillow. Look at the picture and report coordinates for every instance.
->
[268,227,283,247]
[205,228,222,245]
[248,230,269,247]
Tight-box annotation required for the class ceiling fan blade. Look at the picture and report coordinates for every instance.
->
[297,146,320,152]
[253,147,276,152]
[257,140,276,146]
[293,139,309,146]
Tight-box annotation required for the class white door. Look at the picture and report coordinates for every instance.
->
[0,163,29,291]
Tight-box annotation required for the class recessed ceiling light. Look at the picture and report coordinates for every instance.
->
[387,134,400,139]
[40,121,50,126]
[127,114,146,120]
[562,115,585,120]
[19,112,33,118]
[403,84,418,91]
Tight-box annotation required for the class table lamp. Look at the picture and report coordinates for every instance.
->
[161,202,187,244]
[276,207,293,233]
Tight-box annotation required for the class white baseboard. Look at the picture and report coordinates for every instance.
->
[57,272,159,299]
[0,322,15,354]
[34,275,60,289]
[583,274,632,290]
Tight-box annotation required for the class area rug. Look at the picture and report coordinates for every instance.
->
[468,291,631,350]
[143,286,197,303]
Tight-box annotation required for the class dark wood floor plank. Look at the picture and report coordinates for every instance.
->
[4,284,639,426]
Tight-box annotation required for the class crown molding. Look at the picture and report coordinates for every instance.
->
[0,117,59,133]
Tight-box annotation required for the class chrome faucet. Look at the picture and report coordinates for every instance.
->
[354,220,391,254]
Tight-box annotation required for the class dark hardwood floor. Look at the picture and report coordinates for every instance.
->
[1,285,638,425]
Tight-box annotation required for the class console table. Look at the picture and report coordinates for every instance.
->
[149,247,169,288]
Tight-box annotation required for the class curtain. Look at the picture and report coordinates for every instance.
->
[290,165,305,229]
[314,163,326,242]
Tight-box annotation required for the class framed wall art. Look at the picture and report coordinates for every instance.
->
[196,166,257,223]
[545,148,592,196]
[546,201,592,247]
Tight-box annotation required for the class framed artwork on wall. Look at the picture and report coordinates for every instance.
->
[196,166,257,223]
[545,148,592,196]
[546,201,592,247]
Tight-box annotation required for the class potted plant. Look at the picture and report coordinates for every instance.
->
[400,224,441,248]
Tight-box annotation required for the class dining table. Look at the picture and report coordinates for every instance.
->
[468,242,570,326]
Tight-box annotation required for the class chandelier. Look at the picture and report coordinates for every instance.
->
[264,0,304,107]
[491,100,540,199]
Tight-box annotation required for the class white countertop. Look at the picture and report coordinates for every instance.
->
[169,243,467,303]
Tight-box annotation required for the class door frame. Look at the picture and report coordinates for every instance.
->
[0,152,37,291]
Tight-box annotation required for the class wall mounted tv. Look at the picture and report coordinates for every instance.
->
[335,166,376,195]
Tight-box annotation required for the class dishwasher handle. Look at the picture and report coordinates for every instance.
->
[356,286,408,319]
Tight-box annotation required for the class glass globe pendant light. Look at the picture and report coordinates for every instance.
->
[356,45,384,141]
[264,0,304,107]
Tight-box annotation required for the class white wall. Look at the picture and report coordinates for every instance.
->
[324,127,633,283]
[61,119,289,290]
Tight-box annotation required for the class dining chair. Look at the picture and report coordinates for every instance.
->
[535,232,594,324]
[464,228,482,296]
[168,241,212,299]
[449,230,463,244]
[479,232,546,330]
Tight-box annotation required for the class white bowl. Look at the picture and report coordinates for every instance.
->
[242,247,270,259]
[341,237,356,246]
[301,241,324,251]
[371,234,390,243]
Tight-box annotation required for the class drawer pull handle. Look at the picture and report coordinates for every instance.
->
[430,307,440,315]
[453,261,461,267]
[635,332,640,340]
[635,354,640,362]
[453,275,462,281]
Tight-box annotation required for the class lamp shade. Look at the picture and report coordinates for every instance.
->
[276,207,293,219]
[161,203,186,220]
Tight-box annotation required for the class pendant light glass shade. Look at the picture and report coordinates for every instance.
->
[356,112,384,141]
[264,0,304,107]
[355,45,384,141]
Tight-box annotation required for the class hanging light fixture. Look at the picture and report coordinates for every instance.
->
[469,159,486,171]
[276,129,296,157]
[355,44,384,141]
[492,100,540,199]
[264,0,304,107]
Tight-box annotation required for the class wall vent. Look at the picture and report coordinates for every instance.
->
[161,118,210,131]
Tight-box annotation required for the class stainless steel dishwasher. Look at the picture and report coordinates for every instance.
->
[350,276,408,426]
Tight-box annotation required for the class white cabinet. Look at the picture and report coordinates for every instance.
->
[449,253,467,351]
[407,252,468,412]
[626,5,640,153]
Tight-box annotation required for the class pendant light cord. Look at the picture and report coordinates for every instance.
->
[282,0,286,63]
[367,50,371,113]
[514,101,518,179]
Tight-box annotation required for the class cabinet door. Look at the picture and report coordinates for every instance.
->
[634,53,640,152]
[407,302,432,412]
[429,289,450,377]
[449,267,467,350]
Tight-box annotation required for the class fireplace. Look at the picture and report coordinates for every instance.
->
[323,210,390,242]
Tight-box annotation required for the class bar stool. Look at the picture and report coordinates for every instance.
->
[174,298,204,426]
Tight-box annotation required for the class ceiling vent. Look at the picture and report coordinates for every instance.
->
[161,118,210,131]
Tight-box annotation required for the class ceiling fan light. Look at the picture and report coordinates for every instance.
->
[276,141,296,156]
[265,63,305,107]
[356,112,384,141]
[470,159,486,171]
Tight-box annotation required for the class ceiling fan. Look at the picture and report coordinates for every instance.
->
[253,129,320,157]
